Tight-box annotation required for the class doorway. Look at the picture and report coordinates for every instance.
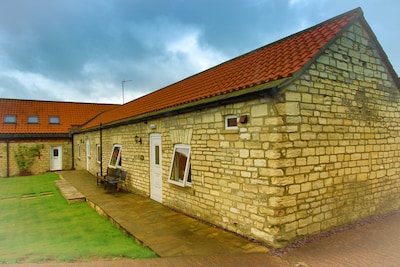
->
[150,133,162,203]
[50,146,62,171]
[86,139,90,171]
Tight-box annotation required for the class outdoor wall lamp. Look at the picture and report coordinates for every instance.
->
[135,135,142,144]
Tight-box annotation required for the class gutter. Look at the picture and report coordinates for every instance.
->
[76,77,290,134]
[0,133,70,140]
[6,140,10,177]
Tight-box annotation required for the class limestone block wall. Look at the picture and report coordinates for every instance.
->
[271,22,400,245]
[74,124,151,196]
[162,100,284,245]
[0,139,72,177]
[74,22,400,248]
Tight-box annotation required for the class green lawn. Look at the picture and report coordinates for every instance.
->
[0,173,157,263]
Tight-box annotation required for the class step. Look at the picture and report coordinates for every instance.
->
[55,180,86,203]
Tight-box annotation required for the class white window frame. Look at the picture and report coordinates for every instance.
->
[225,115,238,130]
[96,144,101,163]
[77,144,81,159]
[108,144,122,168]
[168,144,191,187]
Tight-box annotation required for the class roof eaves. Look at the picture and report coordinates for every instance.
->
[0,133,70,140]
[77,78,292,133]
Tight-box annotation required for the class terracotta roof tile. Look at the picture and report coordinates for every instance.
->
[82,8,360,130]
[0,99,118,135]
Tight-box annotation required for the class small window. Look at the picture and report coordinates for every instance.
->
[77,144,81,159]
[168,144,191,187]
[155,145,160,165]
[225,115,238,130]
[96,144,101,163]
[49,116,60,124]
[108,144,122,168]
[4,115,16,124]
[28,116,39,124]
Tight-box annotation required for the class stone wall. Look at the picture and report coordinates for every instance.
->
[0,139,73,177]
[74,124,151,196]
[74,22,400,248]
[272,22,400,244]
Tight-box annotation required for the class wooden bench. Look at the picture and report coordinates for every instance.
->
[104,169,127,192]
[97,167,120,185]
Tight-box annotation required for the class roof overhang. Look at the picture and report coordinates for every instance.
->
[75,77,292,134]
[0,133,71,141]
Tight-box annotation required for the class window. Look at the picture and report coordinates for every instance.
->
[28,115,39,124]
[108,144,122,168]
[168,144,191,187]
[96,144,101,163]
[49,116,60,124]
[225,115,238,129]
[155,145,160,165]
[4,115,16,124]
[77,144,81,159]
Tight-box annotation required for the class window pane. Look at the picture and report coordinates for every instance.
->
[110,146,120,166]
[168,144,191,187]
[4,115,16,124]
[108,145,122,167]
[28,116,39,124]
[225,115,238,129]
[53,149,59,157]
[170,147,189,183]
[155,145,160,165]
[96,144,101,162]
[227,117,237,127]
[49,116,60,124]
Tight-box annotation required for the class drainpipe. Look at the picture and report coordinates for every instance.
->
[71,134,75,170]
[100,123,103,176]
[6,140,10,177]
[69,129,75,170]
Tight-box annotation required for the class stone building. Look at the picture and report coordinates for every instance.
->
[75,8,398,247]
[0,99,117,177]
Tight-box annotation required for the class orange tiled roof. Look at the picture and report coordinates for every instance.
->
[0,98,118,135]
[87,8,360,130]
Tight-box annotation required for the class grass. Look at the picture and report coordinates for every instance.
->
[0,173,157,263]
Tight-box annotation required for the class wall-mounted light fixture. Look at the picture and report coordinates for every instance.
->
[135,135,142,144]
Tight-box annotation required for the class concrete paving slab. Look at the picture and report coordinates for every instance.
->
[51,170,400,267]
[54,179,86,203]
[57,170,270,258]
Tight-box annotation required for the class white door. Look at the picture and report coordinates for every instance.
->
[86,139,90,170]
[50,146,62,171]
[150,134,162,203]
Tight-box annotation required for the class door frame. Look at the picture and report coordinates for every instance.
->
[50,145,62,171]
[86,138,90,171]
[150,133,162,203]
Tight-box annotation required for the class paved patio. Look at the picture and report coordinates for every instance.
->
[57,171,274,256]
[51,170,400,267]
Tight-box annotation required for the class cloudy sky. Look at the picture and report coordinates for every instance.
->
[0,0,399,104]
